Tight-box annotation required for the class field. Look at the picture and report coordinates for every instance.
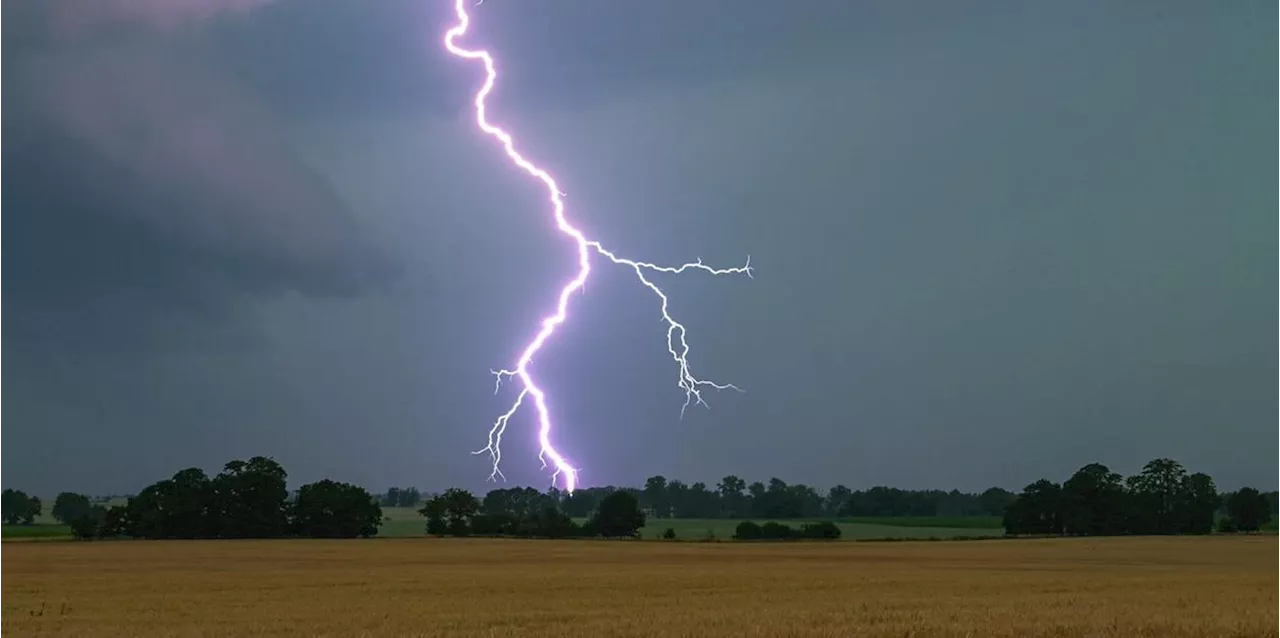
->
[4,536,1274,637]
[1,524,73,540]
[10,508,1273,540]
[376,508,1006,540]
[3,512,1005,542]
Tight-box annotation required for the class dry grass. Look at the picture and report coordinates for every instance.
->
[3,536,1275,637]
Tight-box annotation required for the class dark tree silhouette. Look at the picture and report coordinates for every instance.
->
[1003,480,1064,535]
[51,492,93,525]
[2,489,41,525]
[1225,487,1271,532]
[292,480,382,538]
[1061,463,1128,536]
[590,490,645,538]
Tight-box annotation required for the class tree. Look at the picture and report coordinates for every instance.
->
[686,482,719,518]
[123,468,215,539]
[717,475,747,517]
[759,521,794,540]
[292,480,383,538]
[419,495,449,536]
[167,468,214,538]
[590,489,645,538]
[2,489,42,525]
[69,505,108,540]
[52,492,93,525]
[210,457,288,538]
[825,485,853,517]
[1179,473,1218,535]
[382,487,402,508]
[666,480,689,517]
[642,476,669,518]
[977,487,1016,517]
[1126,458,1189,535]
[561,487,604,518]
[398,487,422,508]
[442,488,480,535]
[97,506,131,538]
[516,507,577,539]
[1225,487,1271,532]
[418,488,481,537]
[799,521,842,540]
[1061,463,1128,536]
[1003,480,1063,535]
[733,520,762,540]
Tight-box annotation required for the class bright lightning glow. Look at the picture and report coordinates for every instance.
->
[444,0,751,493]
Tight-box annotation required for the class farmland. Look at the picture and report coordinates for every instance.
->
[0,512,1006,542]
[4,535,1274,637]
[376,507,1006,540]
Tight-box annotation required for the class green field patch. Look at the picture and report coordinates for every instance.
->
[836,516,1004,529]
[373,508,1005,540]
[636,518,1003,541]
[2,524,72,540]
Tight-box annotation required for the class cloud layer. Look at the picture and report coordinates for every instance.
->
[4,0,393,353]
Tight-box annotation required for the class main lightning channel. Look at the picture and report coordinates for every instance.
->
[443,0,750,493]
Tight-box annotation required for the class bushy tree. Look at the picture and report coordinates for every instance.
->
[590,489,645,537]
[799,521,842,540]
[1003,480,1063,535]
[210,457,288,538]
[977,487,1017,518]
[52,492,93,525]
[515,507,577,539]
[419,488,480,536]
[292,480,382,538]
[1061,463,1128,536]
[2,489,42,525]
[1125,458,1188,535]
[642,476,669,518]
[419,495,449,536]
[1225,487,1270,532]
[733,520,763,540]
[68,505,108,540]
[1179,473,1218,535]
[759,521,794,540]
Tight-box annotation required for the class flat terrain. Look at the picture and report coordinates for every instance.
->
[4,536,1274,637]
[375,508,1006,539]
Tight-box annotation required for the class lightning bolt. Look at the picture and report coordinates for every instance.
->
[444,0,751,493]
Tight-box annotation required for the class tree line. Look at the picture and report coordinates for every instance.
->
[5,456,1273,541]
[1004,458,1273,536]
[444,478,1018,522]
[2,489,42,525]
[418,487,649,538]
[621,475,1020,519]
[416,487,845,541]
[373,477,1020,520]
[3,457,384,540]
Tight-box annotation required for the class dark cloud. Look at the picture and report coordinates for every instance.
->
[3,0,394,355]
[3,0,1273,496]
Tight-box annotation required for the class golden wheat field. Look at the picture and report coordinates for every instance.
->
[3,536,1275,637]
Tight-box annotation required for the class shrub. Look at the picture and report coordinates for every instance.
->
[661,527,677,540]
[800,521,842,540]
[734,520,762,540]
[759,521,794,540]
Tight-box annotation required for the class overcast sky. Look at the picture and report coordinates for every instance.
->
[3,0,1274,496]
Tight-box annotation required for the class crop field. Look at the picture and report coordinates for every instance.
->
[375,508,1006,540]
[0,512,1007,542]
[4,536,1274,637]
[1,525,73,540]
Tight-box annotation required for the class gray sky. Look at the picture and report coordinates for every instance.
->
[4,0,1275,496]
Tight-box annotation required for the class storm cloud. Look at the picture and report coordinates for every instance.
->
[4,0,392,354]
[3,1,1274,496]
